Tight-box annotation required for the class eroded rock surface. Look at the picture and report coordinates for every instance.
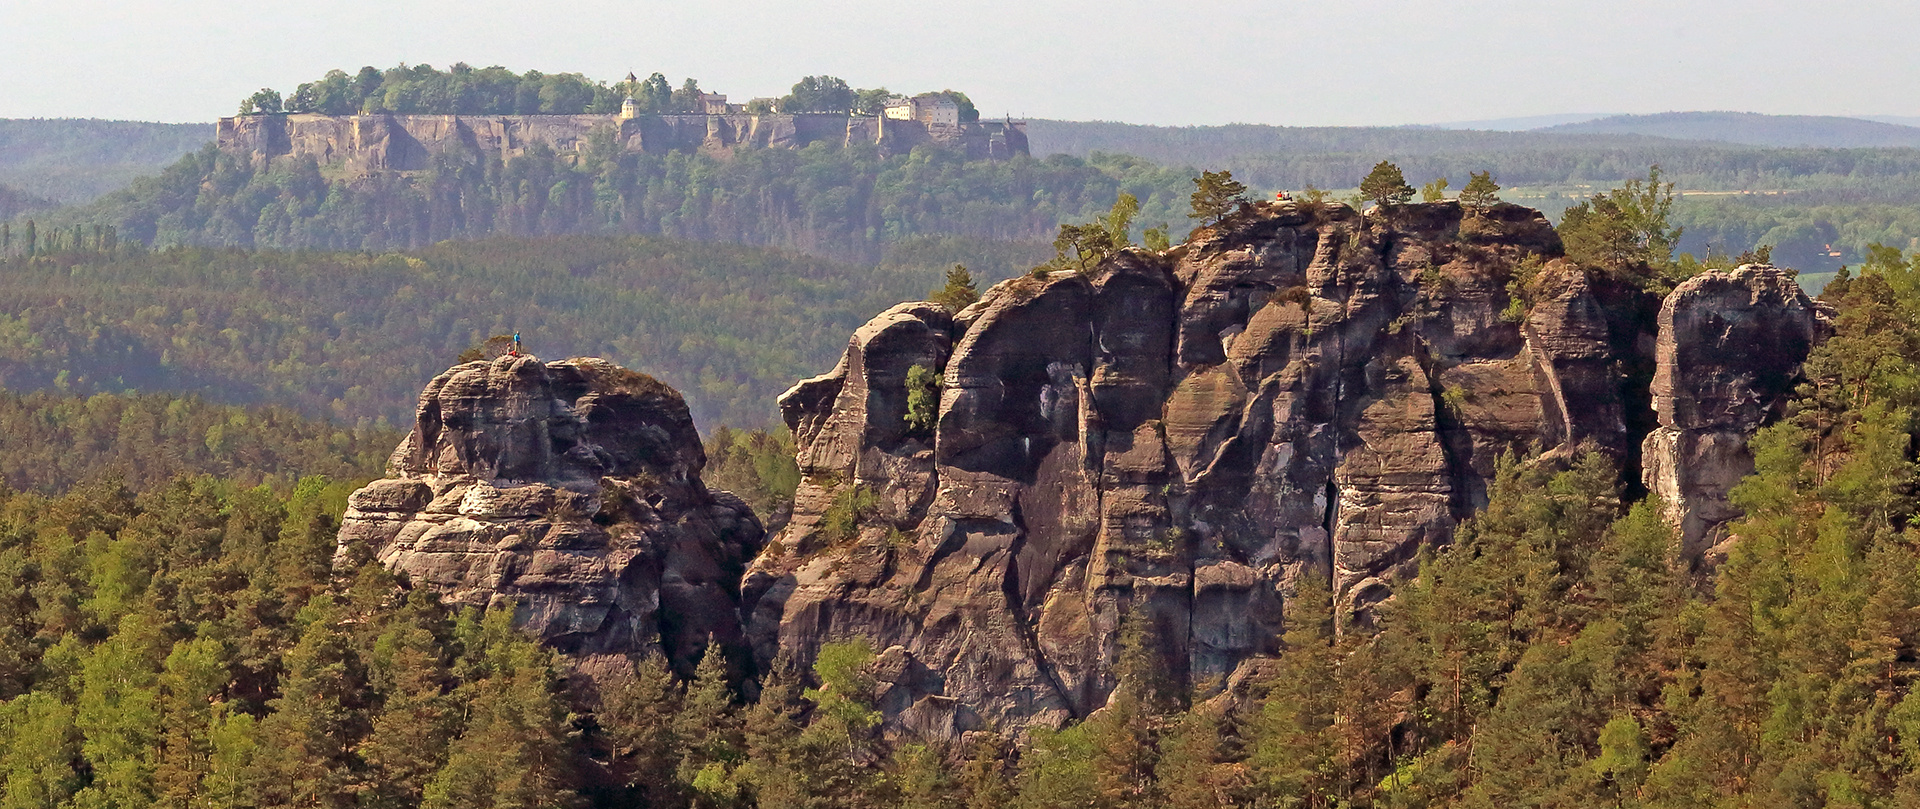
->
[1642,265,1832,561]
[745,201,1690,739]
[336,355,764,675]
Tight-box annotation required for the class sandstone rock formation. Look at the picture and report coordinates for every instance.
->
[330,207,1828,743]
[335,355,764,675]
[1642,265,1832,562]
[217,112,1028,174]
[745,200,1691,738]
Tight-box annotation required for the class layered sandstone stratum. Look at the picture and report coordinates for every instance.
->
[336,199,1829,740]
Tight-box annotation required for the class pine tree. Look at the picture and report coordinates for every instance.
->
[738,653,805,808]
[1247,577,1340,808]
[957,733,1013,809]
[1459,171,1501,208]
[599,652,684,806]
[1085,615,1169,808]
[1155,710,1245,809]
[153,637,230,808]
[357,615,456,809]
[928,265,979,311]
[677,641,745,808]
[252,598,367,809]
[893,743,957,809]
[1359,161,1415,207]
[1188,170,1248,226]
[422,620,578,809]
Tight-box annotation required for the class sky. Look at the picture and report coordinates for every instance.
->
[5,0,1920,126]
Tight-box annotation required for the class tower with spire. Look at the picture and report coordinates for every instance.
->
[620,72,641,120]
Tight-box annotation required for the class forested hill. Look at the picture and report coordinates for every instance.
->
[1025,118,1696,165]
[64,141,1190,262]
[1542,111,1920,148]
[0,119,212,203]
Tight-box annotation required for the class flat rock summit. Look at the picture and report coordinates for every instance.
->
[336,199,1830,740]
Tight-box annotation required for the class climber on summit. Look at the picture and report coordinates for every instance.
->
[510,332,521,357]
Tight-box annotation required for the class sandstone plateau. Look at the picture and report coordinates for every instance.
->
[336,199,1830,740]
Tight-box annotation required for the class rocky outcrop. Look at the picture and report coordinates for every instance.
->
[335,355,764,676]
[744,200,1691,739]
[1642,265,1832,562]
[329,210,1827,741]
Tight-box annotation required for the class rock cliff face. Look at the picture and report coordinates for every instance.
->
[217,113,1027,174]
[334,355,764,675]
[746,201,1825,738]
[1642,266,1832,562]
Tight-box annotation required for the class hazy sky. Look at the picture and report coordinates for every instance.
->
[6,0,1919,126]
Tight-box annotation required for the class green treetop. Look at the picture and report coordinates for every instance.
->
[1460,171,1501,208]
[1359,160,1415,207]
[1188,170,1249,227]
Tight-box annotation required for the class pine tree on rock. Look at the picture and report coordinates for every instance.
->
[1359,161,1415,207]
[1459,171,1501,208]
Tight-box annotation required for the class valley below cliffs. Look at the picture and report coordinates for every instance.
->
[336,198,1829,742]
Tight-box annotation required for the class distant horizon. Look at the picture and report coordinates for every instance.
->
[14,109,1920,136]
[5,1,1919,126]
